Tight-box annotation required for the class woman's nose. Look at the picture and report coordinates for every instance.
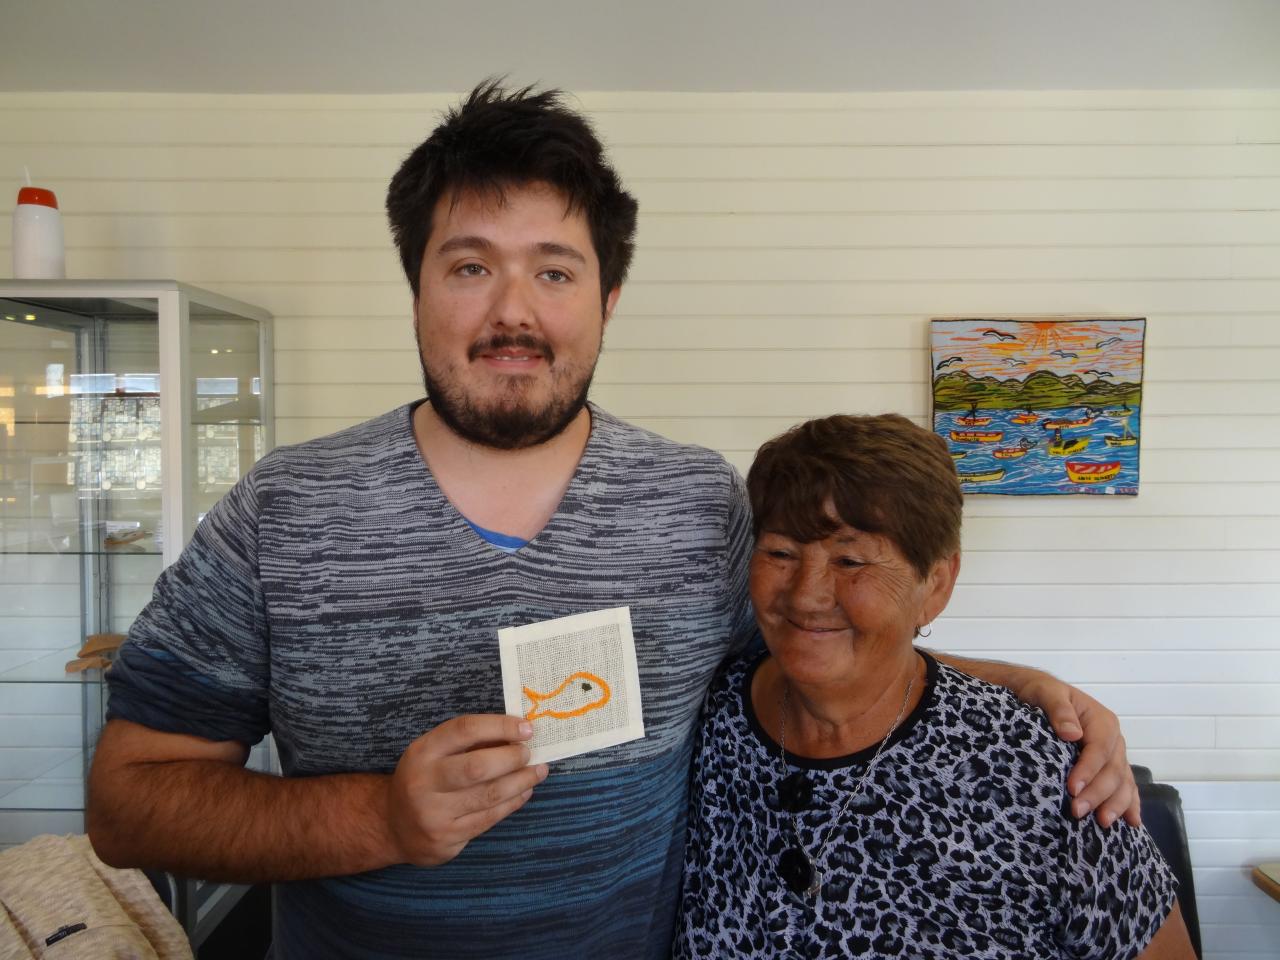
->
[788,559,834,610]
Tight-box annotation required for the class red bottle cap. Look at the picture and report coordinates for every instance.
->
[17,186,58,209]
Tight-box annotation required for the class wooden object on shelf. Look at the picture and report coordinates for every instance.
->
[80,633,127,657]
[68,633,127,672]
[1253,863,1280,904]
[65,655,112,673]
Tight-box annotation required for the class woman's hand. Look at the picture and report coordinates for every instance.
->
[932,653,1141,828]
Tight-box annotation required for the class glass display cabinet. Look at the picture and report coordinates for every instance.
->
[0,280,274,945]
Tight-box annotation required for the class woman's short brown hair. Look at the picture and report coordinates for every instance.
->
[746,414,963,578]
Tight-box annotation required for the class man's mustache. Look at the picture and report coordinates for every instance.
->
[468,334,555,364]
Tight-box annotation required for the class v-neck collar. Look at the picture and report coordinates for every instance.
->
[400,399,608,557]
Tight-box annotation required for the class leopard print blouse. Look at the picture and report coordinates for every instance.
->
[673,652,1176,959]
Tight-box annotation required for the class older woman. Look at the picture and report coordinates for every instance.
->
[674,415,1194,958]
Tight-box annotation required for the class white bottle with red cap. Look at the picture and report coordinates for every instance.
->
[12,185,65,279]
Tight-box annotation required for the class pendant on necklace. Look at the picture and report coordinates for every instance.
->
[778,845,822,897]
[804,857,821,897]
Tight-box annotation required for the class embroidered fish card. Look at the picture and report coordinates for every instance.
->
[499,606,646,765]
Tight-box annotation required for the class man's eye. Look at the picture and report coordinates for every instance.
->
[540,269,570,283]
[458,263,487,277]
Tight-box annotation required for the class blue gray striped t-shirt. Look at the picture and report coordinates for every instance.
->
[106,402,757,959]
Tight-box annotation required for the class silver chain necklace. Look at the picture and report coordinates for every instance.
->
[777,667,916,897]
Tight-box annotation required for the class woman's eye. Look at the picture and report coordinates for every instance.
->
[836,557,866,569]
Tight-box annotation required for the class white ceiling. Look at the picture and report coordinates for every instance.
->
[2,0,1277,94]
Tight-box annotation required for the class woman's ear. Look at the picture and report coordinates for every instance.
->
[920,552,961,626]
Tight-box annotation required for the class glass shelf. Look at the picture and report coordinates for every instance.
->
[0,280,274,842]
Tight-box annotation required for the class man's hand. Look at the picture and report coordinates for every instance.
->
[387,714,549,866]
[1016,673,1141,828]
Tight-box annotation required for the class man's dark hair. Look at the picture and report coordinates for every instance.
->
[386,78,638,303]
[747,414,964,578]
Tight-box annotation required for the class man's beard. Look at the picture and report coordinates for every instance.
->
[418,332,597,450]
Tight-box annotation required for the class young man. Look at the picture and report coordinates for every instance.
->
[89,82,1138,959]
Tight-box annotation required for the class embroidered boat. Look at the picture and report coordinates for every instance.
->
[955,402,992,427]
[1048,435,1089,456]
[1065,460,1122,483]
[957,468,1005,484]
[1043,415,1095,430]
[950,430,1003,443]
[1104,415,1138,447]
[993,438,1035,459]
[1010,411,1039,425]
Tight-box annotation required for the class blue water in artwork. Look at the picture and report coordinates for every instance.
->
[933,405,1141,496]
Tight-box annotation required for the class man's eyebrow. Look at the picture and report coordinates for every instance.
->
[432,236,587,265]
[534,242,587,265]
[434,235,493,257]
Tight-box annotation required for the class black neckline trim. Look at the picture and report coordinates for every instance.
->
[740,649,939,772]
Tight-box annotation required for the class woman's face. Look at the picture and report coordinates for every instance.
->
[749,521,958,690]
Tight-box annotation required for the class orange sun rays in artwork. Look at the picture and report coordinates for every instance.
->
[933,318,1144,382]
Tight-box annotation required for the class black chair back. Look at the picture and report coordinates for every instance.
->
[1132,765,1202,959]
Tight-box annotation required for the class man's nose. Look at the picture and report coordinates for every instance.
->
[489,274,536,330]
[788,558,834,611]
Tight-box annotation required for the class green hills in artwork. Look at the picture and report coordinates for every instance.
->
[933,369,1142,411]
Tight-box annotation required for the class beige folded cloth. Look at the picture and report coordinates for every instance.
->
[0,834,192,959]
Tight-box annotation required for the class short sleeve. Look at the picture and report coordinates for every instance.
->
[105,464,272,746]
[1055,812,1179,958]
[721,467,761,657]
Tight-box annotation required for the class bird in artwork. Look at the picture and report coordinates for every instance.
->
[1095,336,1122,349]
[982,329,1018,342]
[935,356,964,370]
[1082,369,1114,378]
[1002,358,1028,367]
[1051,349,1079,360]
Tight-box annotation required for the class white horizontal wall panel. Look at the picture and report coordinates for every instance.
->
[59,244,1280,287]
[1128,750,1279,778]
[10,209,1276,253]
[9,142,1280,181]
[1118,716,1216,749]
[961,650,1280,684]
[1078,686,1280,716]
[153,278,1280,319]
[957,551,1280,585]
[944,585,1280,619]
[933,617,1279,652]
[1216,718,1280,749]
[2,104,1267,147]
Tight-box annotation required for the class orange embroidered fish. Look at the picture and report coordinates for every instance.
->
[523,671,611,721]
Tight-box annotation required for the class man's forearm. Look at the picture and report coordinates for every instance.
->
[88,758,399,883]
[929,650,1044,698]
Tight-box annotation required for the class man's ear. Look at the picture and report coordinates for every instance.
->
[604,286,622,326]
